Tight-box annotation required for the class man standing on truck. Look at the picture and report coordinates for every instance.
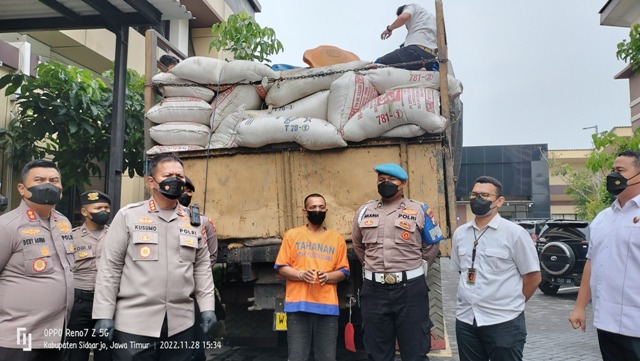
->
[92,153,216,361]
[352,163,443,361]
[65,190,112,361]
[569,150,640,360]
[451,176,541,361]
[275,193,350,361]
[376,4,438,71]
[0,159,75,361]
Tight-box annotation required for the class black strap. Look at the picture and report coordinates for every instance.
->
[471,227,490,269]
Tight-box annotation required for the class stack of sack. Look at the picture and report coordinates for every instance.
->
[146,57,277,154]
[146,56,463,153]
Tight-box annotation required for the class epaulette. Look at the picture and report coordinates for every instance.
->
[72,226,81,232]
[121,201,145,211]
[406,199,427,207]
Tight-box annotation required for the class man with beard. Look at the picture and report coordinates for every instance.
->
[352,163,443,361]
[451,176,540,361]
[0,159,75,361]
[65,190,112,361]
[93,153,216,361]
[275,193,350,361]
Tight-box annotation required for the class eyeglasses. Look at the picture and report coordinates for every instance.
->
[469,192,499,199]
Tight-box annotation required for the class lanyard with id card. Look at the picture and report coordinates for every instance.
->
[467,227,489,285]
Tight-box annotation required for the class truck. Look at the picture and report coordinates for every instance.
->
[143,0,461,353]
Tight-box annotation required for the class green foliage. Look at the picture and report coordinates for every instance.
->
[617,23,640,74]
[0,61,145,190]
[209,11,283,63]
[550,128,640,221]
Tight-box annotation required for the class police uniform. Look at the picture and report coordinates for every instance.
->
[351,163,443,361]
[0,201,75,359]
[93,197,215,360]
[66,191,111,361]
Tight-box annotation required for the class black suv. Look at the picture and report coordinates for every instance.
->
[535,220,590,295]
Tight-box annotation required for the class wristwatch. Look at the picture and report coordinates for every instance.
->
[386,25,392,32]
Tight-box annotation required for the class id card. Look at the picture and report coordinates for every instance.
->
[467,268,476,285]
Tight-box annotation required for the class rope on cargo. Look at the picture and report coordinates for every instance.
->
[146,58,448,90]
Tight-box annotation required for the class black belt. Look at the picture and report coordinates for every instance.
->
[74,288,94,301]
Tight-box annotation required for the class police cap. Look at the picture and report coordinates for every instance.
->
[80,190,111,205]
[374,163,408,181]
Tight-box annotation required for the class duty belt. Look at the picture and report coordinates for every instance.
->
[364,266,424,285]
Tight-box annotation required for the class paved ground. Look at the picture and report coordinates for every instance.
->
[206,258,602,360]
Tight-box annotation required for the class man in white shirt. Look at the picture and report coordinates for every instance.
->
[451,176,541,361]
[569,150,640,360]
[376,4,438,71]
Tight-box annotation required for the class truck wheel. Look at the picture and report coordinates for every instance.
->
[538,280,560,295]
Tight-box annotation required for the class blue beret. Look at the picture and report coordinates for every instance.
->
[80,190,111,205]
[374,163,408,180]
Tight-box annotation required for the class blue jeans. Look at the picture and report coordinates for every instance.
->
[375,45,438,71]
[287,312,338,361]
[597,329,640,361]
[455,312,526,361]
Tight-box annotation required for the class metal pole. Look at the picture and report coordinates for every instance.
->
[106,25,129,214]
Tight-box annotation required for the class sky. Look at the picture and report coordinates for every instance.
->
[255,0,632,150]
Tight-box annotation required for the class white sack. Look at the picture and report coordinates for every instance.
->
[363,68,463,98]
[146,144,205,155]
[211,111,346,151]
[146,97,213,125]
[221,60,279,85]
[341,88,447,142]
[327,72,379,129]
[169,56,226,86]
[379,124,427,138]
[150,122,211,146]
[246,90,329,120]
[151,73,215,102]
[210,85,263,131]
[266,60,370,108]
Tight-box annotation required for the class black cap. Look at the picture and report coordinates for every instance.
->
[80,190,111,205]
[185,176,195,192]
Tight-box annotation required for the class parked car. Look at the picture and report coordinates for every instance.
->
[515,219,547,242]
[535,220,590,295]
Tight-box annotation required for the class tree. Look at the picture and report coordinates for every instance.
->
[209,11,283,63]
[549,128,640,221]
[617,23,640,73]
[0,61,145,190]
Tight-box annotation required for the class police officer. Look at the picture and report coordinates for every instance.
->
[178,176,219,361]
[352,163,444,361]
[65,190,112,361]
[0,159,75,361]
[93,153,216,361]
[179,176,218,265]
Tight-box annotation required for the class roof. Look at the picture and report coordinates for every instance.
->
[0,0,193,33]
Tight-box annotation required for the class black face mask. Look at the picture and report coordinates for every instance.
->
[26,183,62,205]
[606,171,640,196]
[307,211,327,226]
[154,177,185,200]
[89,210,110,226]
[470,196,494,216]
[378,181,399,199]
[178,193,192,207]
